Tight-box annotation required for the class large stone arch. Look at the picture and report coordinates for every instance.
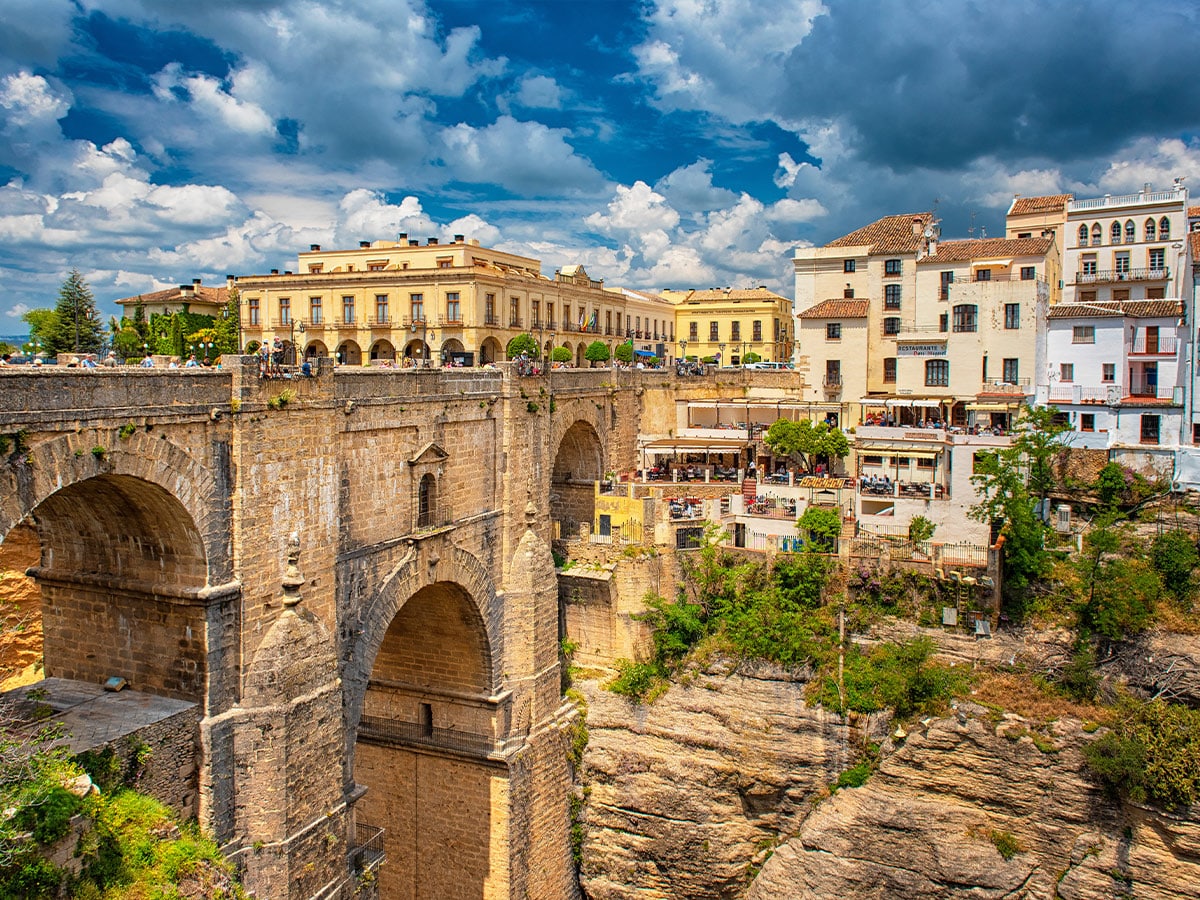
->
[550,414,605,540]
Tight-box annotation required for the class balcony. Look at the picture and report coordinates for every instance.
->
[1075,267,1168,284]
[982,376,1031,389]
[348,823,386,876]
[1129,335,1177,355]
[401,315,427,328]
[509,316,523,328]
[335,319,360,330]
[440,315,464,327]
[822,375,843,388]
[299,318,326,331]
[1049,384,1118,404]
[484,314,500,326]
[366,316,391,328]
[1069,189,1183,211]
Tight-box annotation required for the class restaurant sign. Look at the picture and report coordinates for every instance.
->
[897,342,947,357]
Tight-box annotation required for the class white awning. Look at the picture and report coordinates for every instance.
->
[885,398,945,408]
[859,397,889,406]
[967,401,1020,411]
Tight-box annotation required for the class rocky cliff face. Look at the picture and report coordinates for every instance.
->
[577,660,1200,900]
[0,522,42,690]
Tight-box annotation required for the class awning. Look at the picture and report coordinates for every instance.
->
[859,397,889,406]
[859,449,941,460]
[966,402,1020,411]
[885,398,945,408]
[635,349,654,357]
[640,437,751,456]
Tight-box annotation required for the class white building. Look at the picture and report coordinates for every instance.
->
[1037,300,1186,474]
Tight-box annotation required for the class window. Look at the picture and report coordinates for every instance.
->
[1079,290,1097,302]
[1160,217,1170,240]
[418,473,437,527]
[939,270,953,301]
[437,257,452,269]
[485,293,496,324]
[1003,358,1020,383]
[1115,251,1130,273]
[925,359,949,386]
[1102,363,1115,382]
[975,268,992,282]
[411,293,424,323]
[752,320,762,341]
[278,297,291,325]
[844,259,856,273]
[883,317,900,335]
[342,295,355,324]
[1091,223,1102,246]
[826,322,842,340]
[530,299,539,327]
[843,287,855,298]
[1020,266,1036,280]
[1147,286,1165,299]
[446,292,461,323]
[1004,303,1020,329]
[824,360,841,386]
[1149,248,1165,270]
[511,296,521,327]
[309,297,322,325]
[952,304,978,332]
[1072,325,1095,343]
[1125,220,1136,243]
[368,262,386,272]
[1111,221,1122,243]
[308,264,323,274]
[1112,288,1129,302]
[247,297,260,325]
[731,321,741,341]
[1082,254,1097,275]
[1060,363,1074,382]
[374,294,388,322]
[938,313,948,332]
[1078,224,1089,246]
[689,321,698,341]
[1081,413,1095,432]
[1145,218,1157,241]
[884,284,901,309]
[884,258,902,275]
[709,321,719,341]
[883,357,897,383]
[1141,414,1160,444]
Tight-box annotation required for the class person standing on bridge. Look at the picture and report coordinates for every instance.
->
[140,353,154,367]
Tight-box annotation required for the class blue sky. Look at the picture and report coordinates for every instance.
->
[1,0,1198,325]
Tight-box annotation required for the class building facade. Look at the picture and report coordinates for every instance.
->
[660,287,794,366]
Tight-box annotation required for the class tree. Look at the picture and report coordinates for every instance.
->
[551,346,572,363]
[614,341,634,364]
[584,340,610,365]
[1075,517,1158,642]
[1151,530,1198,605]
[908,516,936,543]
[506,333,539,359]
[21,308,59,354]
[798,506,842,552]
[49,269,104,354]
[1010,404,1072,506]
[212,288,241,355]
[764,419,850,473]
[743,351,761,364]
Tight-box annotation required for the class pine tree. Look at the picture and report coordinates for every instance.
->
[49,269,104,354]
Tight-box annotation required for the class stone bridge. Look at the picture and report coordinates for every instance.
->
[0,357,650,899]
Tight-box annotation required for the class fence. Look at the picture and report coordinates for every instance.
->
[349,823,386,874]
[358,715,494,758]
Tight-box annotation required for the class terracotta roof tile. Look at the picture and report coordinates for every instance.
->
[661,287,788,303]
[115,284,229,306]
[1189,231,1200,260]
[1188,205,1200,218]
[826,213,933,254]
[799,299,870,318]
[917,237,1053,264]
[1007,194,1073,216]
[1048,300,1183,319]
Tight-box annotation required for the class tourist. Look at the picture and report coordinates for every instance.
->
[140,354,154,367]
[102,353,117,367]
[185,354,200,367]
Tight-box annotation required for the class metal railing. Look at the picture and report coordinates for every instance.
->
[349,823,386,874]
[1069,190,1181,210]
[1076,267,1168,284]
[1049,384,1116,403]
[822,375,843,387]
[366,316,390,327]
[358,715,494,757]
[1129,335,1177,354]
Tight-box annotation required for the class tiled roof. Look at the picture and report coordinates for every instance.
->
[826,213,933,254]
[1190,231,1200,260]
[661,287,788,303]
[799,299,870,318]
[917,237,1052,264]
[1048,300,1183,319]
[115,284,229,306]
[1008,194,1073,216]
[1188,205,1200,218]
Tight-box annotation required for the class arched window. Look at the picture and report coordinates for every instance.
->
[1145,218,1157,241]
[1160,217,1171,240]
[1091,223,1102,246]
[1125,220,1135,242]
[418,473,437,528]
[1078,224,1089,246]
[1110,221,1122,243]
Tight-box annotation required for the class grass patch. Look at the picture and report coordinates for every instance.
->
[970,671,1105,723]
[990,829,1023,860]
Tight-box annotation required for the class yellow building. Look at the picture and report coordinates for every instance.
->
[660,287,793,366]
[237,236,667,366]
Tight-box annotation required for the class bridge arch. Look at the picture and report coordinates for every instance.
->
[551,415,605,539]
[346,541,503,899]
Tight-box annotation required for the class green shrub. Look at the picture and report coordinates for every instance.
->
[908,516,936,544]
[606,659,666,703]
[1083,698,1200,809]
[817,638,968,718]
[1151,530,1198,604]
[1058,645,1099,702]
[13,785,82,844]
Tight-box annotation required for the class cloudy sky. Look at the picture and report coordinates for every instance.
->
[1,0,1198,326]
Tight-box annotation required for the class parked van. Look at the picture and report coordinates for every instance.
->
[744,361,793,370]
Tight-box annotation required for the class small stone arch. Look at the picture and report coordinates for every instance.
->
[370,339,395,361]
[575,341,587,367]
[479,336,503,364]
[336,340,362,365]
[402,338,430,365]
[304,340,328,358]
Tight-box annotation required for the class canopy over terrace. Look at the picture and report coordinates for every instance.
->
[682,399,844,433]
[860,396,948,425]
[639,436,753,477]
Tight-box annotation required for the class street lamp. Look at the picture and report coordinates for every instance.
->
[679,338,688,366]
[718,342,725,368]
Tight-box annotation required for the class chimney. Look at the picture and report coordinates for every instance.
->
[1143,183,1151,194]
[226,275,235,289]
[454,234,464,243]
[398,232,407,241]
[428,237,439,246]
[912,217,924,236]
[180,283,194,293]
[310,244,321,251]
[271,269,279,275]
[284,271,292,275]
[192,278,202,285]
[409,239,419,246]
[359,240,371,248]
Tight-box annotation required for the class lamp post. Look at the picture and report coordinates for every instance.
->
[718,341,725,368]
[679,339,688,368]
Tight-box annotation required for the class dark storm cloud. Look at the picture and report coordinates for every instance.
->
[778,0,1200,170]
